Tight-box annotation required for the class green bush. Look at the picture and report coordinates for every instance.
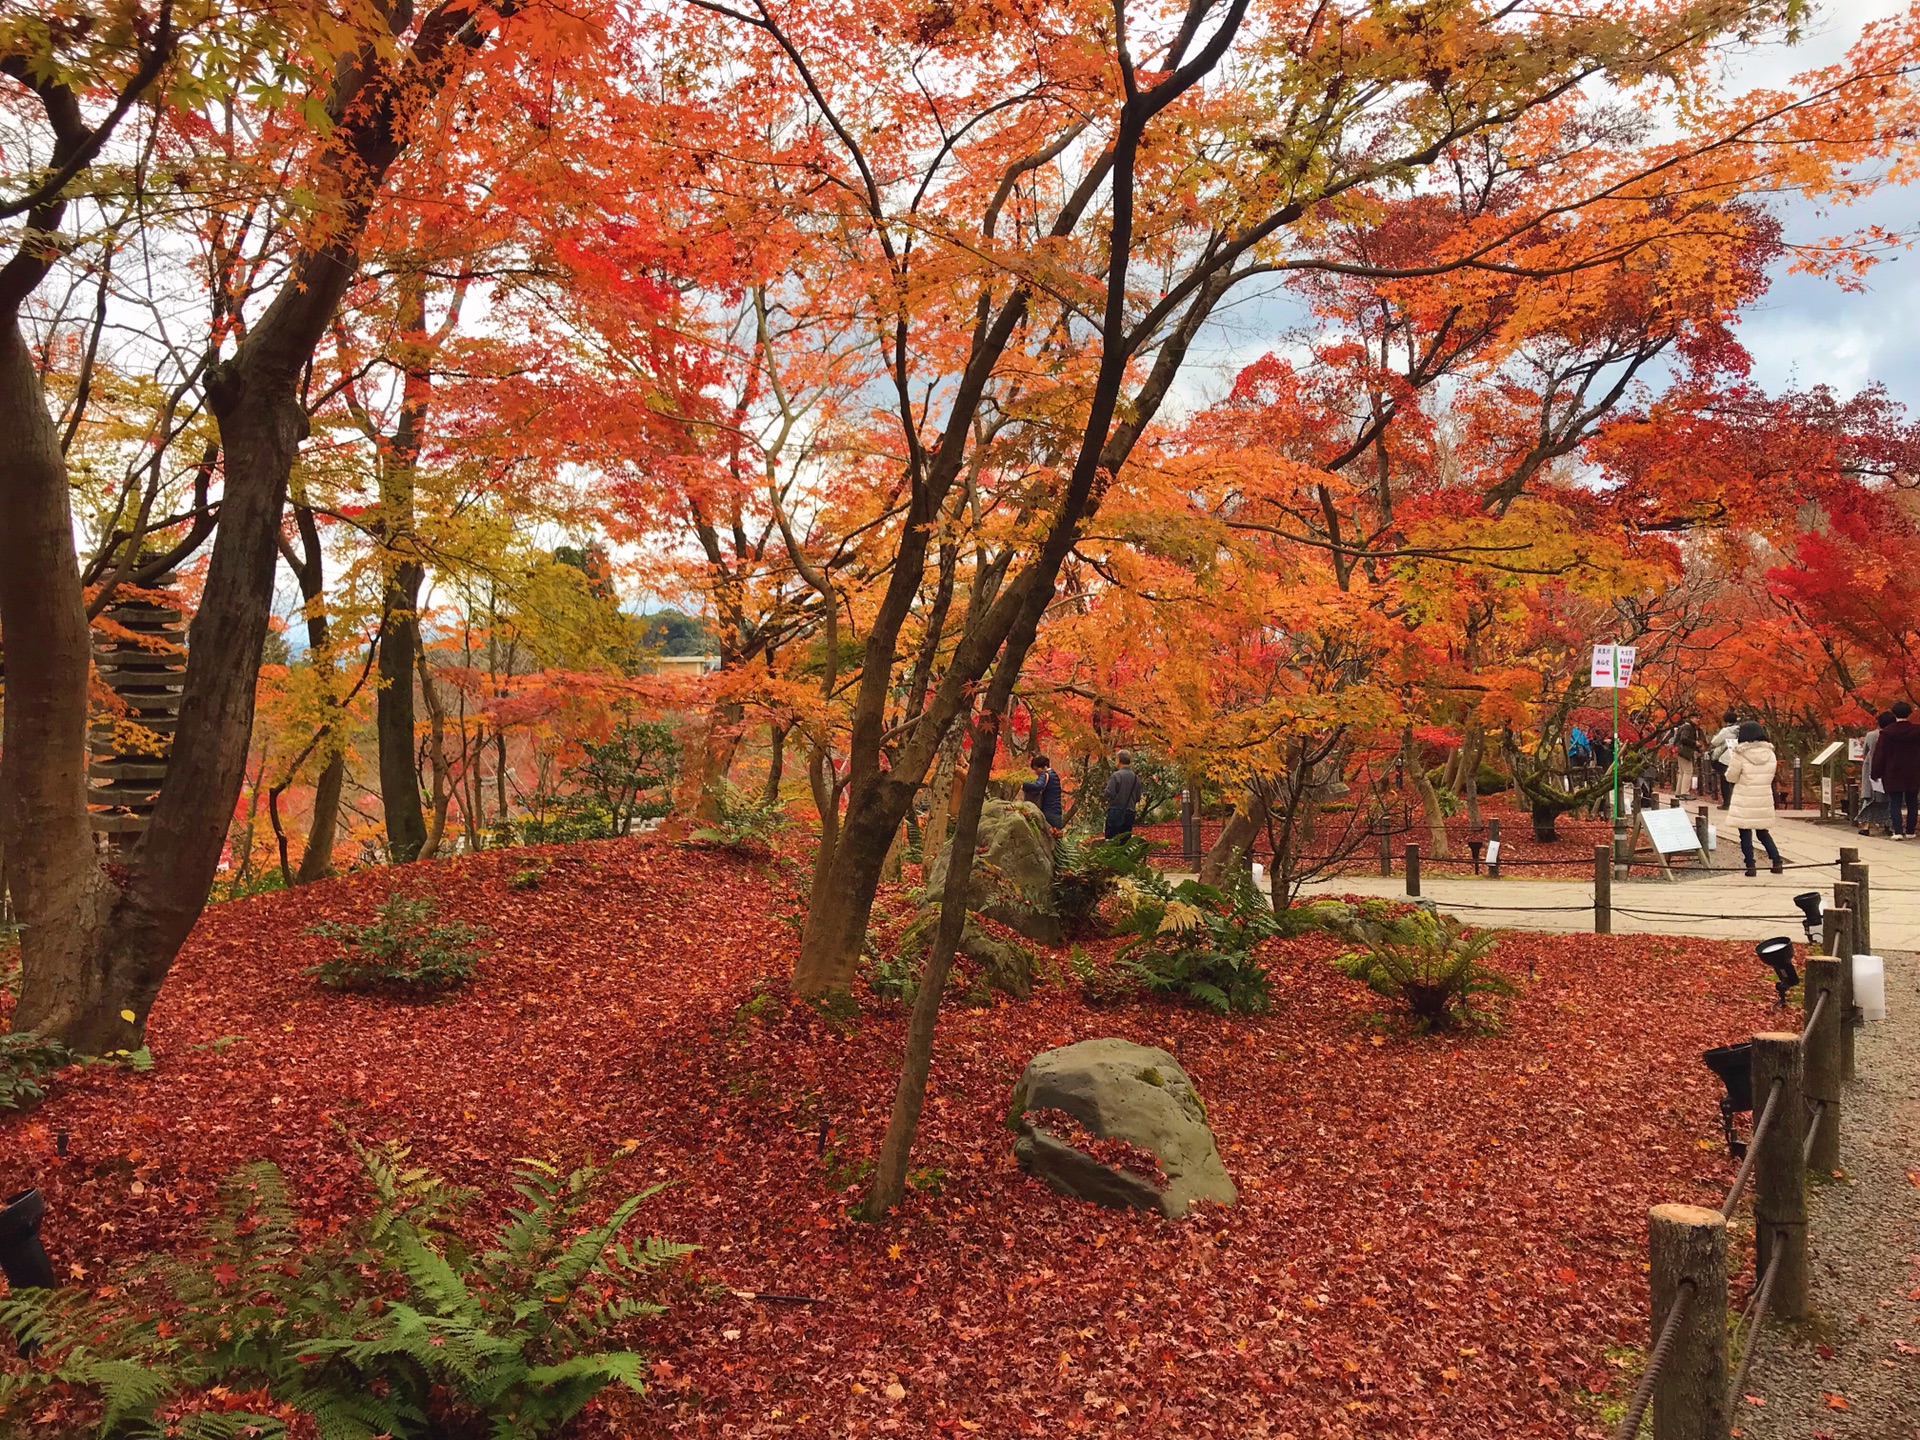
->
[305,895,485,997]
[518,791,620,844]
[0,1142,693,1440]
[689,779,787,850]
[1332,910,1517,1031]
[1050,833,1153,936]
[567,718,680,835]
[1110,867,1278,1015]
[0,1031,69,1111]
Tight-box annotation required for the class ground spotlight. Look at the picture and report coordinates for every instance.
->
[1756,936,1799,1006]
[1792,891,1823,945]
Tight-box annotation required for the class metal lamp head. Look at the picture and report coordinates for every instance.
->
[1756,936,1799,1005]
[1701,1042,1754,1158]
[1792,891,1823,944]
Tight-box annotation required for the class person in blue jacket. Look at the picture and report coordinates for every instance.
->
[1022,754,1064,830]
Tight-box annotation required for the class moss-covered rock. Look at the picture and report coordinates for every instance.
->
[1008,1038,1235,1219]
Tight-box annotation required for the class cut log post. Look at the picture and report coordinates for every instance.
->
[1696,805,1710,855]
[1751,1032,1809,1321]
[1832,879,1859,1082]
[1404,843,1420,898]
[1379,831,1391,879]
[1803,952,1843,1175]
[1841,856,1871,957]
[1648,1203,1730,1440]
[1594,844,1612,935]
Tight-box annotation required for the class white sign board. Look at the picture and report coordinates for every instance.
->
[1590,644,1638,689]
[1822,776,1835,806]
[1641,807,1706,854]
[1850,737,1867,761]
[1484,840,1500,865]
[1812,740,1846,765]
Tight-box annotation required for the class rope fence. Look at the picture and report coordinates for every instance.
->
[1608,879,1862,1440]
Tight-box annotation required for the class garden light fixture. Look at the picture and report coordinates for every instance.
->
[1756,937,1799,1006]
[1792,891,1823,945]
[1701,1042,1753,1159]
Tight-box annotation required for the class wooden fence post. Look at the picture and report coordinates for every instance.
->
[1404,843,1420,898]
[1379,831,1391,879]
[1594,844,1612,935]
[1803,952,1844,1175]
[1695,805,1710,856]
[1648,1203,1730,1440]
[1487,817,1501,879]
[1832,879,1859,1082]
[1751,1032,1809,1321]
[1841,856,1871,957]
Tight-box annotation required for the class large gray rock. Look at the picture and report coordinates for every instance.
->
[1007,1038,1236,1219]
[922,798,1061,943]
[896,908,1034,1001]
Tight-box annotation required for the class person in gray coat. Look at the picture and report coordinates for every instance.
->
[1104,751,1144,839]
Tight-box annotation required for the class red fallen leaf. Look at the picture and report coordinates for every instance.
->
[0,832,1808,1440]
[1824,1392,1850,1409]
[1741,1393,1765,1406]
[1817,1343,1836,1359]
[1554,1267,1578,1285]
[210,1263,239,1285]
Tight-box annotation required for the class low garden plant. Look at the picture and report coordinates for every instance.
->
[1108,866,1278,1015]
[0,1030,69,1111]
[304,895,485,996]
[0,1141,693,1440]
[1333,909,1517,1031]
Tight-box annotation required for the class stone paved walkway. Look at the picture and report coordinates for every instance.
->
[1292,809,1920,950]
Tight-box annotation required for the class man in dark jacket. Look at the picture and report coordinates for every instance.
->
[1104,750,1144,839]
[1869,701,1920,839]
[1021,754,1064,830]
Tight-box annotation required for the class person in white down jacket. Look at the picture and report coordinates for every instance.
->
[1723,721,1783,876]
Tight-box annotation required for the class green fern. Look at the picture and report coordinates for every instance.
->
[0,1142,691,1440]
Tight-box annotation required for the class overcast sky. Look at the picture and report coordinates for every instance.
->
[1725,0,1918,400]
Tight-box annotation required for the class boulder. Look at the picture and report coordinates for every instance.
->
[922,798,1061,943]
[897,908,1034,1001]
[1008,1038,1236,1219]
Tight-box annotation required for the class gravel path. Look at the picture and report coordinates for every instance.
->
[1737,949,1920,1439]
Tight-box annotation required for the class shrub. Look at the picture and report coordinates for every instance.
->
[305,895,485,996]
[689,780,787,850]
[518,791,619,844]
[1332,910,1517,1031]
[509,861,550,891]
[0,1142,693,1440]
[568,718,680,833]
[0,1031,69,1111]
[1110,867,1278,1015]
[1050,833,1153,936]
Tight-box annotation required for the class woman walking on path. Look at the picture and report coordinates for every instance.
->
[1724,721,1785,876]
[1869,700,1920,839]
[1857,710,1895,835]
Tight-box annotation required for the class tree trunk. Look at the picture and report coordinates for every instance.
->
[5,0,509,1049]
[879,820,907,883]
[0,318,115,1041]
[1459,725,1485,827]
[1201,789,1268,885]
[415,639,452,860]
[763,720,787,805]
[863,706,1002,1219]
[296,753,346,882]
[921,735,959,868]
[1403,727,1452,859]
[791,774,908,997]
[376,567,426,861]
